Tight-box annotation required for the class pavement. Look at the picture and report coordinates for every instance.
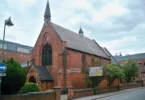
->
[61,94,67,100]
[73,87,145,100]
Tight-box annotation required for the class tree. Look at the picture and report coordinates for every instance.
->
[85,61,103,94]
[2,58,26,94]
[123,59,139,84]
[103,64,125,86]
[85,60,103,88]
[20,82,40,94]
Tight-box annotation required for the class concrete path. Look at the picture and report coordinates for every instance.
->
[73,87,145,100]
[61,95,67,100]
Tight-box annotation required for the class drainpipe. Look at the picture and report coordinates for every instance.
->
[62,47,68,91]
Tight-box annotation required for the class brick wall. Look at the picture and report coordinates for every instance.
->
[27,66,53,91]
[32,22,64,87]
[0,49,31,63]
[68,82,143,99]
[72,88,93,99]
[120,83,142,90]
[0,92,57,100]
[31,22,111,90]
[67,49,110,89]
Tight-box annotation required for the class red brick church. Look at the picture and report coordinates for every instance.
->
[27,1,111,91]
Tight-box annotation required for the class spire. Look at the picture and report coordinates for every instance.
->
[78,26,84,37]
[44,0,51,23]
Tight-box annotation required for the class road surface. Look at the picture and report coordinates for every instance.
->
[96,88,145,100]
[74,87,145,100]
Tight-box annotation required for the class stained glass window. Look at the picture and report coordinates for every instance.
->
[42,44,52,66]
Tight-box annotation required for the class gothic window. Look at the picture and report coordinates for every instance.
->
[82,54,86,73]
[42,44,52,66]
[91,56,95,66]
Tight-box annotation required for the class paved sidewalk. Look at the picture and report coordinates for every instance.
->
[61,95,67,100]
[73,87,145,100]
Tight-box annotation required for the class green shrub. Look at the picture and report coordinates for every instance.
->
[20,82,40,94]
[2,58,26,95]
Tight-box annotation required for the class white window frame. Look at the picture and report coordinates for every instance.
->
[17,47,29,53]
[0,43,7,49]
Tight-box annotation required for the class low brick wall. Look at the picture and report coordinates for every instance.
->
[120,83,142,90]
[100,86,118,93]
[72,88,93,99]
[0,91,57,100]
[69,83,143,99]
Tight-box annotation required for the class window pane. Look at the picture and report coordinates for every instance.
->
[0,44,7,49]
[17,47,29,53]
[42,44,52,66]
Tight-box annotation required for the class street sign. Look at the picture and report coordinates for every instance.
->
[0,63,7,73]
[0,73,6,76]
[89,66,103,77]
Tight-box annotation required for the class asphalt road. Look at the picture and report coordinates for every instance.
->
[97,88,145,100]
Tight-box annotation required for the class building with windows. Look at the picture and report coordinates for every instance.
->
[0,39,32,63]
[26,1,114,91]
[116,53,145,83]
[0,1,117,92]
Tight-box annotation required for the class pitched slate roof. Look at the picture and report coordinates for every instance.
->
[35,66,53,81]
[51,23,109,59]
[102,47,117,64]
[115,53,145,61]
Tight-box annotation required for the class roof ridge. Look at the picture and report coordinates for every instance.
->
[93,39,110,59]
[0,39,33,48]
[51,22,109,59]
[103,47,117,62]
[122,53,145,57]
[51,23,78,35]
[51,22,94,41]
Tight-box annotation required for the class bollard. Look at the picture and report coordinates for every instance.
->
[53,86,61,100]
[67,86,73,100]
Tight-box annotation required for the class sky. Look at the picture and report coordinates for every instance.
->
[0,0,145,56]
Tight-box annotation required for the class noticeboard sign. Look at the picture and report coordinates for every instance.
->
[89,66,103,77]
[0,73,6,76]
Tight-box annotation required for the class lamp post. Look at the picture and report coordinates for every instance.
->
[1,17,14,61]
[0,17,14,95]
[115,52,122,90]
[116,52,122,63]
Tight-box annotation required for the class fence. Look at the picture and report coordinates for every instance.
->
[68,82,143,99]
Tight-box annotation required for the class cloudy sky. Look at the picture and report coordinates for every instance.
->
[0,0,145,56]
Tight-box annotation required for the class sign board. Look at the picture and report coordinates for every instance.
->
[0,73,6,76]
[89,66,103,77]
[0,63,7,73]
[70,68,81,73]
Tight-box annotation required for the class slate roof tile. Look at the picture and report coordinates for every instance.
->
[35,66,53,81]
[51,23,109,59]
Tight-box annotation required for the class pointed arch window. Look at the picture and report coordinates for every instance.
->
[91,56,95,66]
[42,43,52,66]
[82,54,87,73]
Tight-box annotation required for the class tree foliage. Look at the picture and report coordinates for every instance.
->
[103,64,125,86]
[2,58,26,94]
[85,61,103,88]
[20,82,40,94]
[123,59,139,84]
